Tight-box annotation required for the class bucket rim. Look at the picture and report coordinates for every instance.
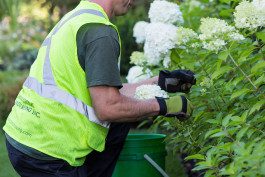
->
[127,133,166,141]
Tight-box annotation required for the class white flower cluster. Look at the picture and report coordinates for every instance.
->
[126,66,153,83]
[148,0,184,25]
[176,27,198,46]
[130,51,147,66]
[199,18,245,51]
[134,85,169,100]
[144,23,178,66]
[200,77,212,88]
[234,0,265,29]
[133,21,149,44]
[132,0,184,68]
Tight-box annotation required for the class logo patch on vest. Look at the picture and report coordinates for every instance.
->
[15,95,40,118]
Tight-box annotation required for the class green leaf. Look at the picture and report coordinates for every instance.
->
[205,129,222,139]
[206,119,220,124]
[204,170,215,177]
[238,46,255,63]
[254,74,265,86]
[251,61,265,73]
[218,50,229,61]
[222,114,233,127]
[249,100,265,115]
[210,131,227,138]
[220,162,235,175]
[256,30,265,42]
[219,0,232,4]
[230,88,251,99]
[247,129,256,138]
[219,9,234,17]
[194,111,204,122]
[236,127,249,141]
[212,66,232,80]
[193,161,212,171]
[171,49,181,64]
[185,154,205,161]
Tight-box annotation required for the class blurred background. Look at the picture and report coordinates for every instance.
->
[0,0,189,176]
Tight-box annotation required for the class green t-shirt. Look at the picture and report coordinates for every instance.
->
[77,23,122,88]
[6,23,123,160]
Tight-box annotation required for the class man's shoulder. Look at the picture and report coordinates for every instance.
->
[77,23,118,43]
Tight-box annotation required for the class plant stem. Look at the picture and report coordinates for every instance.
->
[226,49,258,90]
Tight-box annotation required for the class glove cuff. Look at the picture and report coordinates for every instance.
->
[155,97,167,116]
[158,70,170,91]
[180,95,187,113]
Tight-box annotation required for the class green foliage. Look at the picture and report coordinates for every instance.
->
[148,0,265,176]
[0,71,27,123]
[0,2,47,68]
[0,0,19,26]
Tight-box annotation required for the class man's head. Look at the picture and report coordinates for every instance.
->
[111,0,133,16]
[90,0,133,18]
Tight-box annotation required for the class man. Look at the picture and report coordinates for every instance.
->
[3,0,196,176]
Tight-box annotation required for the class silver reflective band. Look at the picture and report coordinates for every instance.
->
[43,38,55,85]
[24,77,110,128]
[42,8,106,85]
[41,9,105,47]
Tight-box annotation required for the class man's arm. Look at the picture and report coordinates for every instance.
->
[119,76,158,98]
[89,85,160,122]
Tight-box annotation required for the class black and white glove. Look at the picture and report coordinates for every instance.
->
[158,70,196,93]
[156,95,193,121]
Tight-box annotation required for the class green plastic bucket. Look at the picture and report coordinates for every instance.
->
[112,134,167,177]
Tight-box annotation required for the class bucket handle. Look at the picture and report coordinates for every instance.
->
[144,154,169,177]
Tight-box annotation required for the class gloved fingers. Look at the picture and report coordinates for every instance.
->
[180,83,192,93]
[179,72,196,84]
[160,70,171,76]
[171,70,196,84]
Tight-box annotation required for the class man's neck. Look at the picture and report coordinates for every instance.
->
[88,0,114,19]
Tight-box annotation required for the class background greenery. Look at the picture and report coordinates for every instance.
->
[144,0,265,176]
[0,0,186,177]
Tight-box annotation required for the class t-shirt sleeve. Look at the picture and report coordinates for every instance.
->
[84,36,122,88]
[76,24,123,89]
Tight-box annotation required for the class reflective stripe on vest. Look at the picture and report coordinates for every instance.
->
[43,9,105,85]
[23,9,110,128]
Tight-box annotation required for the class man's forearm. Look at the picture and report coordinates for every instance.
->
[120,76,158,97]
[102,94,160,122]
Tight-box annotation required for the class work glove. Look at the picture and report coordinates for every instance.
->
[158,70,196,93]
[156,95,193,120]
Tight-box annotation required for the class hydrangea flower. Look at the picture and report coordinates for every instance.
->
[176,27,198,46]
[234,0,265,29]
[163,55,171,68]
[133,21,149,44]
[144,22,178,66]
[200,77,213,88]
[201,39,226,51]
[148,0,184,25]
[134,85,169,100]
[198,18,245,51]
[253,0,265,11]
[126,66,153,83]
[130,52,147,66]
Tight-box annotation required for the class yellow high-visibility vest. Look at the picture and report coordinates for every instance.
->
[4,0,121,166]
